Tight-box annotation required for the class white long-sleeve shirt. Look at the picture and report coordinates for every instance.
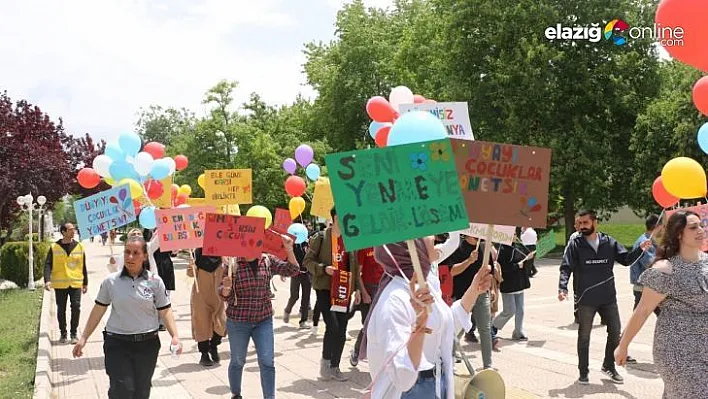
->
[367,232,470,399]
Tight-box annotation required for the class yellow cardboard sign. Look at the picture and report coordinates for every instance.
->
[222,204,241,215]
[153,176,173,208]
[204,169,253,205]
[311,178,334,220]
[186,197,207,206]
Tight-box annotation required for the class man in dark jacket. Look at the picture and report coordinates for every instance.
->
[558,210,650,385]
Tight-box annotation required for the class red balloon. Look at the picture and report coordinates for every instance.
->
[284,176,307,197]
[144,142,166,159]
[652,176,679,208]
[132,199,141,210]
[413,94,426,104]
[655,0,708,72]
[145,180,164,200]
[423,99,437,104]
[366,96,397,123]
[77,168,101,189]
[174,155,189,171]
[171,184,180,199]
[174,193,188,206]
[375,126,391,147]
[693,76,708,116]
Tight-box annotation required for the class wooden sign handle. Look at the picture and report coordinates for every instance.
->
[189,250,199,293]
[406,239,432,314]
[481,224,494,277]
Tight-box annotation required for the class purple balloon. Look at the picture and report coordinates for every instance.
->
[283,158,297,175]
[294,144,314,167]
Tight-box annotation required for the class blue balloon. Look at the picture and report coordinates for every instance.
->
[698,123,708,155]
[528,197,537,206]
[387,111,447,146]
[287,223,309,244]
[109,161,135,181]
[139,206,157,229]
[105,142,125,161]
[369,121,385,139]
[305,164,321,181]
[150,159,171,180]
[118,132,142,157]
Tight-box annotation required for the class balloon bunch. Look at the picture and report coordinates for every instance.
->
[76,132,191,228]
[282,144,320,220]
[366,85,447,147]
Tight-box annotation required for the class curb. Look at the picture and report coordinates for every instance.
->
[33,288,56,399]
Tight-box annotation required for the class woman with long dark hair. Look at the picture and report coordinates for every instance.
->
[615,211,708,398]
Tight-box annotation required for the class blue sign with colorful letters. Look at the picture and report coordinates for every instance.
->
[74,185,136,238]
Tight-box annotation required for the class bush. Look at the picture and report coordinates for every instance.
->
[0,241,49,287]
[23,233,39,242]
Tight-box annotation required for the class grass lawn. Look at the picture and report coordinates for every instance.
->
[546,223,645,256]
[0,289,43,399]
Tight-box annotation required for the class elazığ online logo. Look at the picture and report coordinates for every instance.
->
[544,19,684,47]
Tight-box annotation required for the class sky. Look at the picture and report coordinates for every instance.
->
[0,0,394,141]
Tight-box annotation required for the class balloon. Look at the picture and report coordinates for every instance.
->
[174,193,188,207]
[693,76,708,116]
[174,155,189,171]
[164,157,176,175]
[177,204,191,208]
[116,178,144,199]
[661,157,707,199]
[305,164,321,181]
[283,158,297,175]
[423,99,437,104]
[387,111,447,146]
[77,168,101,189]
[413,94,426,104]
[150,159,171,180]
[105,142,125,161]
[698,123,708,154]
[287,223,309,244]
[179,184,192,196]
[289,197,306,219]
[118,132,142,157]
[104,176,115,186]
[655,0,708,72]
[284,176,307,197]
[389,86,415,111]
[369,121,392,140]
[133,152,154,177]
[92,154,113,177]
[145,180,164,200]
[132,199,141,212]
[652,176,679,208]
[366,96,397,123]
[197,174,206,189]
[171,184,180,199]
[295,144,314,167]
[144,142,165,159]
[247,205,273,229]
[109,161,135,181]
[139,206,157,229]
[375,126,391,147]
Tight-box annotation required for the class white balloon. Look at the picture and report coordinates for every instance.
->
[176,204,191,208]
[134,152,155,177]
[389,86,414,111]
[164,157,176,175]
[92,155,113,177]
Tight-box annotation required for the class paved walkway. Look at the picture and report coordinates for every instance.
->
[35,240,663,398]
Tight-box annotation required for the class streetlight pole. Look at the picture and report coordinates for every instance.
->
[16,193,46,290]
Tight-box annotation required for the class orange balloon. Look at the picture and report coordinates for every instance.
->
[652,176,679,208]
[655,0,708,72]
[693,76,708,116]
[77,168,101,189]
[375,126,391,147]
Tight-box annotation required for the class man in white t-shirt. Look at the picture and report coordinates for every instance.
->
[521,227,538,277]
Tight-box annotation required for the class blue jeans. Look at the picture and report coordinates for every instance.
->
[401,370,447,398]
[226,318,275,399]
[492,292,525,338]
[471,292,493,368]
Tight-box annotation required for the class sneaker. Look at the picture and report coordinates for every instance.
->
[601,367,624,384]
[329,367,348,381]
[578,373,589,385]
[298,321,310,330]
[232,395,242,399]
[464,332,478,343]
[319,358,331,380]
[626,356,637,364]
[311,325,319,336]
[59,334,68,344]
[199,353,214,367]
[283,311,290,324]
[454,352,462,363]
[70,335,79,345]
[512,335,529,342]
[349,350,359,367]
[492,337,501,352]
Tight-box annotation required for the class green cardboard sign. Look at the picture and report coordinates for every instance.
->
[535,230,556,258]
[324,139,469,252]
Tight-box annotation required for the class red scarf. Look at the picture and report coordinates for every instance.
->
[330,233,350,313]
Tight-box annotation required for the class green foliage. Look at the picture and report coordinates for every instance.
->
[0,241,49,287]
[0,289,43,398]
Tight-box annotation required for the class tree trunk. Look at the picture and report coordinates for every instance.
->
[563,187,575,244]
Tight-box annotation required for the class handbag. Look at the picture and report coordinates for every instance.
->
[453,332,506,399]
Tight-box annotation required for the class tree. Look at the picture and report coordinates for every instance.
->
[0,91,81,236]
[135,105,196,146]
[66,133,109,197]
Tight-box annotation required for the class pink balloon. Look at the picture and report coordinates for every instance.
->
[295,145,314,167]
[283,158,297,175]
[413,95,426,104]
[423,99,437,104]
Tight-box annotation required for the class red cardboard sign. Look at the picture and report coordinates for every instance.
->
[263,229,294,260]
[438,265,453,306]
[202,213,265,258]
[272,208,292,234]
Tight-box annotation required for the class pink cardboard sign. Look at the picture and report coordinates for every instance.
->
[263,229,295,260]
[155,206,216,251]
[272,208,292,234]
[202,214,265,258]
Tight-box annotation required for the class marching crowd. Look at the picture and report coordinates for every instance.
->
[44,207,708,398]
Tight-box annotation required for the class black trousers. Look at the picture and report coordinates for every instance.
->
[633,290,660,316]
[315,289,349,368]
[55,288,81,336]
[104,333,160,399]
[525,244,538,277]
[576,302,621,374]
[284,272,312,324]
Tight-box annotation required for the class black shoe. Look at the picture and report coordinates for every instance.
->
[601,367,624,384]
[59,334,68,344]
[578,373,589,385]
[626,356,637,364]
[464,332,478,343]
[512,335,529,341]
[210,347,220,363]
[232,396,242,399]
[199,353,214,367]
